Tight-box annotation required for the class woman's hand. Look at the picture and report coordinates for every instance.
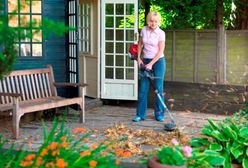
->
[137,57,144,67]
[145,63,153,71]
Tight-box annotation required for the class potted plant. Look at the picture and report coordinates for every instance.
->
[148,138,191,168]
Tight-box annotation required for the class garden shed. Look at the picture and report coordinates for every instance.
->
[2,0,248,114]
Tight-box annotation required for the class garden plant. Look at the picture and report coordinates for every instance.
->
[0,119,121,168]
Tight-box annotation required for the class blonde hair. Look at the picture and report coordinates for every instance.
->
[146,11,161,25]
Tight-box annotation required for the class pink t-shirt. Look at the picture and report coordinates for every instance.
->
[140,26,166,59]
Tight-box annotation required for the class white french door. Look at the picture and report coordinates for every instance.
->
[101,0,138,100]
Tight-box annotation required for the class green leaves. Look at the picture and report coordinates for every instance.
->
[194,118,248,168]
[157,146,186,166]
[240,127,248,138]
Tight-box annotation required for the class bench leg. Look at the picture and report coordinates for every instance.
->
[79,87,85,123]
[12,102,21,139]
[79,102,85,123]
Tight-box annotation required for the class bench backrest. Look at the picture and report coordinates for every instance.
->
[0,65,56,105]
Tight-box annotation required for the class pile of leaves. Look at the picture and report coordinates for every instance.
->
[102,123,190,157]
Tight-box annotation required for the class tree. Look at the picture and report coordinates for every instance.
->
[142,0,248,30]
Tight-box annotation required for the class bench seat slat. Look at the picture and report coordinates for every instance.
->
[18,96,82,114]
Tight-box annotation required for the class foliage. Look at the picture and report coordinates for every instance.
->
[0,119,121,168]
[141,0,247,30]
[153,138,225,167]
[190,117,248,168]
[155,138,192,166]
[0,10,17,79]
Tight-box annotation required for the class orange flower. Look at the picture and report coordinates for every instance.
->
[82,138,90,142]
[48,142,59,150]
[45,162,55,167]
[40,148,48,156]
[91,143,98,150]
[115,159,121,165]
[60,142,69,148]
[80,150,91,157]
[72,127,86,134]
[24,154,36,161]
[35,157,43,166]
[89,160,97,167]
[60,136,67,141]
[52,150,60,156]
[56,158,68,168]
[20,161,33,167]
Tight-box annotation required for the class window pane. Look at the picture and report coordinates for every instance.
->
[116,55,124,66]
[106,55,113,66]
[106,29,114,40]
[126,16,134,28]
[20,29,31,42]
[116,68,124,79]
[33,30,42,42]
[20,43,31,56]
[126,4,134,15]
[116,4,124,15]
[20,0,30,13]
[126,30,134,41]
[106,16,114,28]
[126,54,134,67]
[105,4,114,15]
[116,43,123,53]
[106,68,113,79]
[20,15,30,27]
[116,30,124,41]
[32,44,42,56]
[8,0,18,13]
[126,68,134,80]
[8,15,18,27]
[116,16,124,28]
[106,42,114,53]
[32,15,42,27]
[32,1,41,13]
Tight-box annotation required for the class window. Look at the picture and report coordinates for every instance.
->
[8,0,42,57]
[78,3,91,54]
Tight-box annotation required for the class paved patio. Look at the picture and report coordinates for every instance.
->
[0,103,228,167]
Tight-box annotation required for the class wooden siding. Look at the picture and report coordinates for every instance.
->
[226,31,248,85]
[164,30,247,85]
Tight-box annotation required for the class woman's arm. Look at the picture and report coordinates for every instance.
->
[137,36,144,66]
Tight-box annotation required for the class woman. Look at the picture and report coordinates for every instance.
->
[133,11,166,122]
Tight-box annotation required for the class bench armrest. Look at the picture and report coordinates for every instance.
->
[54,82,88,88]
[0,92,22,97]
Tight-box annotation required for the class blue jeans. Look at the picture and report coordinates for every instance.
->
[136,57,166,119]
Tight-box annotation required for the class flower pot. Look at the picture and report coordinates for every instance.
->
[148,156,186,168]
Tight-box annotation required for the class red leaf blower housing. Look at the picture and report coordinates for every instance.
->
[128,44,138,60]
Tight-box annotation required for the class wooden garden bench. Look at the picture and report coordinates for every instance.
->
[0,65,87,139]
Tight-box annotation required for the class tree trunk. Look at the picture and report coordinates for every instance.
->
[144,1,150,26]
[236,0,248,29]
[216,0,224,28]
